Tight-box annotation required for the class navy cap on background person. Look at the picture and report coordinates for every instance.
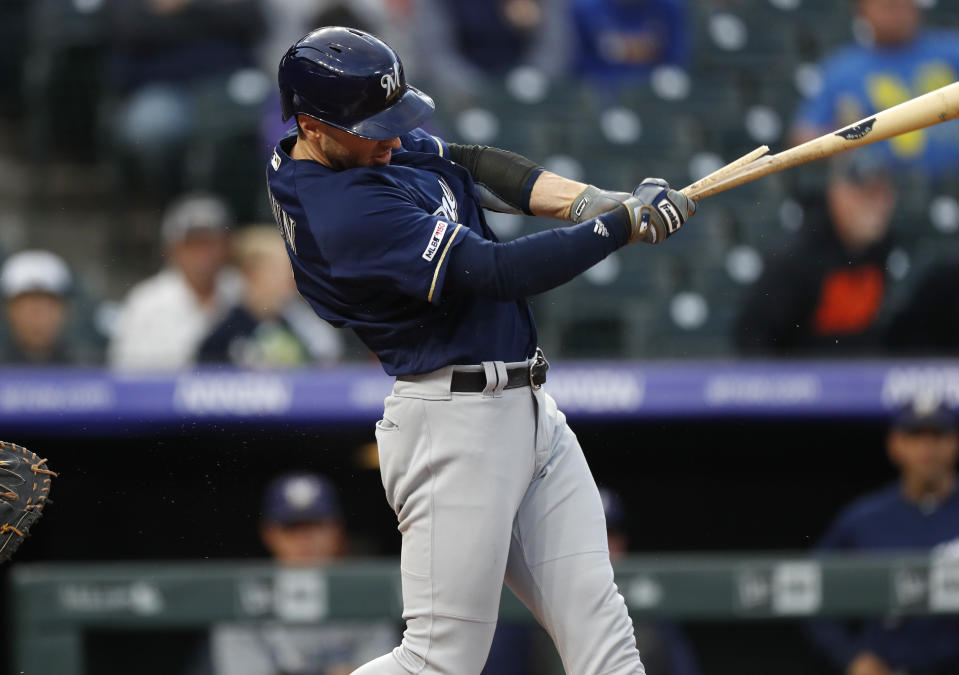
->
[892,397,957,434]
[261,472,343,525]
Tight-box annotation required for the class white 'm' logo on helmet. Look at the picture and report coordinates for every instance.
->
[380,61,401,100]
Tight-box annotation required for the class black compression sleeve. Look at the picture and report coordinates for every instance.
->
[447,144,544,215]
[444,205,632,301]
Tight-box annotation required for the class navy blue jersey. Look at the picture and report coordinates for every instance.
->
[817,482,959,552]
[266,127,536,376]
[805,482,959,671]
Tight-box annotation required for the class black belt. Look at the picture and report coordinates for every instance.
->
[450,349,549,393]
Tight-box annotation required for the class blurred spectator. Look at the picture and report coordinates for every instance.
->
[103,0,266,200]
[791,0,959,178]
[1,251,72,365]
[571,0,688,93]
[259,472,347,563]
[0,250,101,365]
[0,250,103,366]
[190,472,396,674]
[804,397,959,675]
[885,255,959,355]
[197,225,342,368]
[482,487,702,675]
[109,192,242,371]
[410,0,571,105]
[734,152,897,355]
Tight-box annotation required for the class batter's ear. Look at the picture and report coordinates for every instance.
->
[297,115,324,140]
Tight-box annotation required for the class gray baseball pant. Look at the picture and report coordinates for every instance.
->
[352,359,644,675]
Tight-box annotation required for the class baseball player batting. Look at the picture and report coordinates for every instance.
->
[267,27,695,674]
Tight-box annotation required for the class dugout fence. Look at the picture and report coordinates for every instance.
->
[12,553,959,674]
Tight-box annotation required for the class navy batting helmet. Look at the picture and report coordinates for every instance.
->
[278,26,434,140]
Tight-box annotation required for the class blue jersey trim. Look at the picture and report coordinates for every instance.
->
[427,223,463,303]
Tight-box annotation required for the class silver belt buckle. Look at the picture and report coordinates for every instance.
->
[529,347,549,390]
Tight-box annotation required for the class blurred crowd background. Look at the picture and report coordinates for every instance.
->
[4,0,959,674]
[1,0,958,367]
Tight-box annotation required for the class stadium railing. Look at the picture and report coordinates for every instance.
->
[13,552,959,674]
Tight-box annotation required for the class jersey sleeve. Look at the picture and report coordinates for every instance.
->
[311,177,466,305]
[400,128,449,158]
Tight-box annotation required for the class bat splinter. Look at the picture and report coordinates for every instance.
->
[681,145,769,199]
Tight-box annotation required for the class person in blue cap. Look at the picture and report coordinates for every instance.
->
[190,472,397,675]
[258,472,347,564]
[804,396,959,675]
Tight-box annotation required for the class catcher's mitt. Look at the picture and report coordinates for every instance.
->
[0,441,56,562]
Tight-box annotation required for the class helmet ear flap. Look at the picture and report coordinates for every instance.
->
[280,89,296,122]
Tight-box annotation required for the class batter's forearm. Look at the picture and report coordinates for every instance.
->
[528,171,589,220]
[447,143,622,222]
[533,174,640,226]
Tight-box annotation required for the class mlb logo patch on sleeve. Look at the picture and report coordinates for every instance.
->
[422,221,448,261]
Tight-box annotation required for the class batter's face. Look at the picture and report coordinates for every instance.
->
[297,116,401,170]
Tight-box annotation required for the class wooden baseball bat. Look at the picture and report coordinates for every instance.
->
[682,80,959,201]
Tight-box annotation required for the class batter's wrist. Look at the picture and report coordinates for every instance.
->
[569,185,634,223]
